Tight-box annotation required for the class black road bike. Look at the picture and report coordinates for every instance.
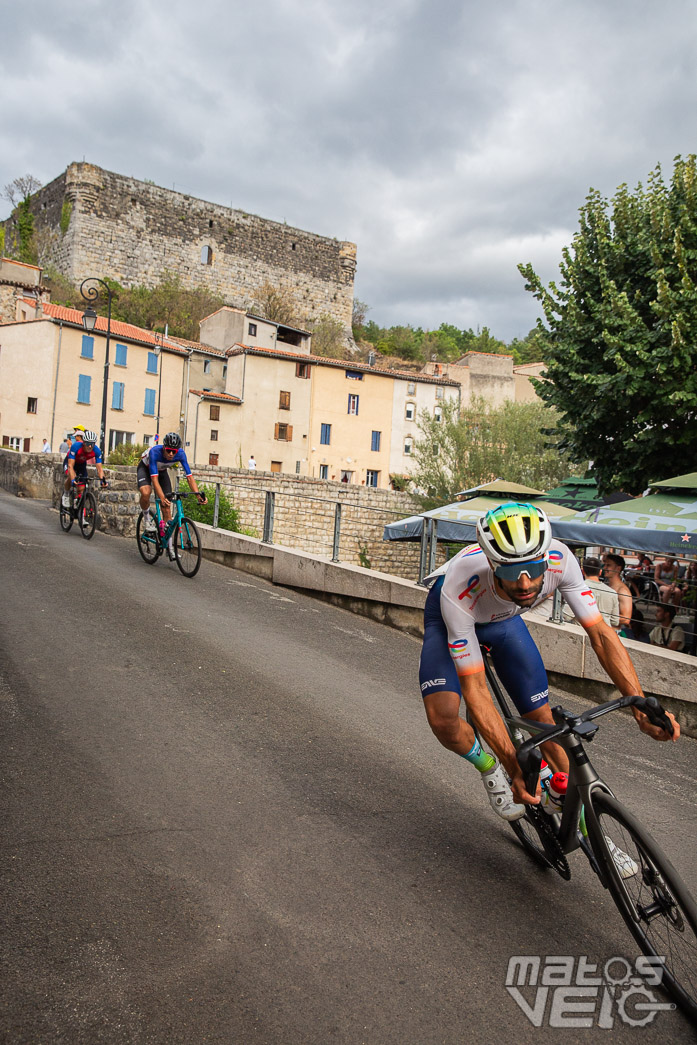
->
[479,655,697,1022]
[59,476,104,540]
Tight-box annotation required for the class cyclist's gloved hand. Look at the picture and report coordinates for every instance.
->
[197,492,208,505]
[100,479,109,488]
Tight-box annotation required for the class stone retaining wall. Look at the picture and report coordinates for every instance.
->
[24,457,435,579]
[0,449,451,579]
[0,448,60,499]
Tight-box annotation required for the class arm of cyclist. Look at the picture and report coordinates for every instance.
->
[583,617,680,742]
[93,445,107,485]
[459,670,539,806]
[185,473,207,504]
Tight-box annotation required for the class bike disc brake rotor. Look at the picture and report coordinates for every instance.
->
[525,807,571,880]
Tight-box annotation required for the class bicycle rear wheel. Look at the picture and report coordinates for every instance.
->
[174,516,201,577]
[59,500,73,532]
[585,790,697,1020]
[136,511,161,564]
[79,491,97,539]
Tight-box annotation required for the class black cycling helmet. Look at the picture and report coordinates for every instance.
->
[163,431,182,449]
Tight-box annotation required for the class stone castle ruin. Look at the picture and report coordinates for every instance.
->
[3,162,356,332]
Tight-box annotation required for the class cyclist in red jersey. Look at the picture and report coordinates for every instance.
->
[61,430,108,507]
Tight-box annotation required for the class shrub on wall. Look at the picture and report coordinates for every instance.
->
[178,481,258,536]
[107,441,148,465]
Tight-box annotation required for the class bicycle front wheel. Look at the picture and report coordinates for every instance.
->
[585,790,697,1020]
[136,511,161,564]
[79,492,97,539]
[59,500,73,532]
[174,516,201,577]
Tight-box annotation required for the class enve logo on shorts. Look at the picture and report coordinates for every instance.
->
[420,678,447,691]
[530,689,549,703]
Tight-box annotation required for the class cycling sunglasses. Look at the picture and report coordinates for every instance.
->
[493,557,548,581]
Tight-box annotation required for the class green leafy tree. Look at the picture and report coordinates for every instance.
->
[115,271,224,340]
[519,155,697,494]
[463,326,508,356]
[352,298,369,337]
[309,313,346,357]
[410,396,572,508]
[2,175,42,264]
[420,326,461,362]
[47,270,224,342]
[251,280,299,326]
[507,327,551,365]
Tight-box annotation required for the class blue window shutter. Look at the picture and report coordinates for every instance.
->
[371,431,381,452]
[147,352,158,374]
[81,335,94,359]
[77,374,91,403]
[115,343,128,366]
[112,382,124,410]
[144,388,156,415]
[320,423,331,445]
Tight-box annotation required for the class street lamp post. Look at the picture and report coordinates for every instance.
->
[80,277,113,454]
[154,333,164,441]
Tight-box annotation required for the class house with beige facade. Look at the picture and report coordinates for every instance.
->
[1,291,544,488]
[183,346,459,486]
[0,300,191,452]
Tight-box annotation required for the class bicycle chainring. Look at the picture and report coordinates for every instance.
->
[525,807,571,880]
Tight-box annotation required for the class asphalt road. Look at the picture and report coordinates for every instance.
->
[1,490,696,1044]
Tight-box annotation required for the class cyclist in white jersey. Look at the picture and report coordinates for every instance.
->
[419,502,680,820]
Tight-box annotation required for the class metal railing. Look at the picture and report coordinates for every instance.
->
[204,478,426,573]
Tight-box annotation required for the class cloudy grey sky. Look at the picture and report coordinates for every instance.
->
[2,0,697,340]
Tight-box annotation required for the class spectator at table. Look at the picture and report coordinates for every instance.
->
[649,604,686,652]
[655,556,679,604]
[601,553,633,633]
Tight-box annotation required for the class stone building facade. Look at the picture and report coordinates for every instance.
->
[0,258,51,323]
[3,162,357,331]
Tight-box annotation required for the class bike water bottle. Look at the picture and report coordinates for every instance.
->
[542,771,568,813]
[539,760,553,790]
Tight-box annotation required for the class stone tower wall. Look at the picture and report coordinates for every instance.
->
[4,163,356,329]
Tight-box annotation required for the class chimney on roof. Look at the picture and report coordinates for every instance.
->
[368,350,376,366]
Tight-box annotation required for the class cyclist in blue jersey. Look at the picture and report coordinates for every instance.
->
[137,432,206,551]
[61,430,108,507]
[419,502,680,821]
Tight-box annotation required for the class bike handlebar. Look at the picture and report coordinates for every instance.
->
[516,694,673,798]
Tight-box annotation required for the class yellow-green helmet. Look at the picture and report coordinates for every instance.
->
[476,501,552,566]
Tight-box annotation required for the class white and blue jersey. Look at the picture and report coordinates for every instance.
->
[143,445,192,478]
[419,540,602,714]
